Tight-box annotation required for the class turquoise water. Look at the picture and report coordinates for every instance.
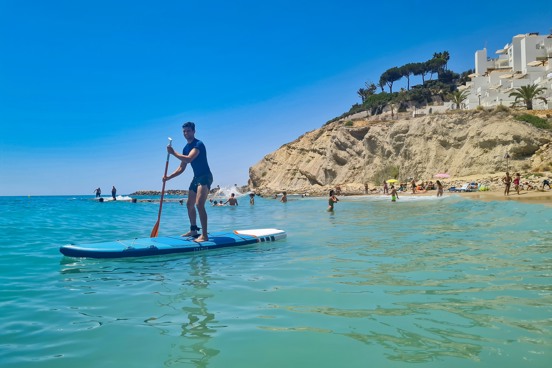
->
[0,194,551,367]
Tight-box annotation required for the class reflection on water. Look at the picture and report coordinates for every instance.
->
[59,255,222,367]
[167,256,220,367]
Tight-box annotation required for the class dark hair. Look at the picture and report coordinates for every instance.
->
[182,121,195,130]
[329,190,334,196]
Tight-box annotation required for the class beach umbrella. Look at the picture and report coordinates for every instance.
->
[386,179,398,183]
[434,173,450,179]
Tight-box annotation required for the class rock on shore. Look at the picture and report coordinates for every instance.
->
[249,110,552,195]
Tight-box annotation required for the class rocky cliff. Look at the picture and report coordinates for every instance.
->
[249,110,552,195]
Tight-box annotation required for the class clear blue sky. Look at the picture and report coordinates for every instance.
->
[1,0,550,196]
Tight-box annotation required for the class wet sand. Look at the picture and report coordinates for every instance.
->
[399,188,552,206]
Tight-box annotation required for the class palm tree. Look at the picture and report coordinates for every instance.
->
[449,90,469,109]
[508,84,547,110]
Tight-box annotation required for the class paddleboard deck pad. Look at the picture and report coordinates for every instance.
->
[60,229,286,259]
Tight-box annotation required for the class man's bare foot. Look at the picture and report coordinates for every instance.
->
[183,225,201,237]
[194,235,209,242]
[182,230,198,237]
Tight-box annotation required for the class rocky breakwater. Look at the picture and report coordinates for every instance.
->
[130,190,188,196]
[249,110,552,195]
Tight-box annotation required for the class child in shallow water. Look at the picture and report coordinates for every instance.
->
[390,185,399,202]
[327,189,339,211]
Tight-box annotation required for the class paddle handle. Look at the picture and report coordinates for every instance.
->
[158,138,172,211]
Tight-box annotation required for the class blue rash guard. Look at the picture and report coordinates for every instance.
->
[183,138,213,191]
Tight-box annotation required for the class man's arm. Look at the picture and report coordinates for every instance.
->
[164,161,187,182]
[168,146,200,164]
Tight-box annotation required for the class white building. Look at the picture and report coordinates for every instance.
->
[462,32,552,110]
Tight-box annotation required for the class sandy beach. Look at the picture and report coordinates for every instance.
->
[458,189,552,204]
[396,188,552,206]
[392,178,552,205]
[374,171,552,206]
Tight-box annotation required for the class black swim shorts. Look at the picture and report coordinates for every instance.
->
[189,173,213,193]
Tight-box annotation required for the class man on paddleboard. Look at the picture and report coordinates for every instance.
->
[163,121,213,242]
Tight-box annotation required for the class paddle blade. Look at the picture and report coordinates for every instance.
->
[150,221,160,238]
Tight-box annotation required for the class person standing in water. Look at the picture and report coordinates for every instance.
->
[280,191,288,203]
[224,193,239,206]
[436,180,443,197]
[164,121,213,242]
[111,186,117,200]
[390,185,399,202]
[249,192,255,205]
[327,189,339,211]
[94,187,101,197]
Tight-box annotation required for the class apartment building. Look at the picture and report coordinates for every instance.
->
[461,32,552,110]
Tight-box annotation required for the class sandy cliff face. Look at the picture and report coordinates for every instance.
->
[249,111,552,194]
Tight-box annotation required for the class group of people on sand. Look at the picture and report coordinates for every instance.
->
[501,172,551,195]
[381,179,443,198]
[381,178,444,201]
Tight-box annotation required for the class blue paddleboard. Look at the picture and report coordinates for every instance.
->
[60,228,286,259]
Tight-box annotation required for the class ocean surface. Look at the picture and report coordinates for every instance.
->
[0,193,551,367]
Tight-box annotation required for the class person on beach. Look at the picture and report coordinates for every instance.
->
[390,185,399,202]
[163,121,213,242]
[411,179,417,194]
[502,172,512,196]
[224,193,239,206]
[249,192,255,205]
[436,180,443,197]
[543,178,551,190]
[383,180,388,194]
[94,187,101,197]
[327,189,339,211]
[111,186,117,200]
[513,173,521,195]
[280,191,288,203]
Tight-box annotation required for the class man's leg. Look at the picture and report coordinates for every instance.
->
[183,190,198,237]
[195,184,210,242]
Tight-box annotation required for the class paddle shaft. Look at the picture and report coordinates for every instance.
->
[151,139,172,237]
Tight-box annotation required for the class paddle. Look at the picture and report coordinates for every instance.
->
[150,137,173,238]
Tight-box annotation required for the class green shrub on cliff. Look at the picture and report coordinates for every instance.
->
[515,114,551,130]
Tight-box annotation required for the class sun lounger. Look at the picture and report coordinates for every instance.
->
[457,183,474,192]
